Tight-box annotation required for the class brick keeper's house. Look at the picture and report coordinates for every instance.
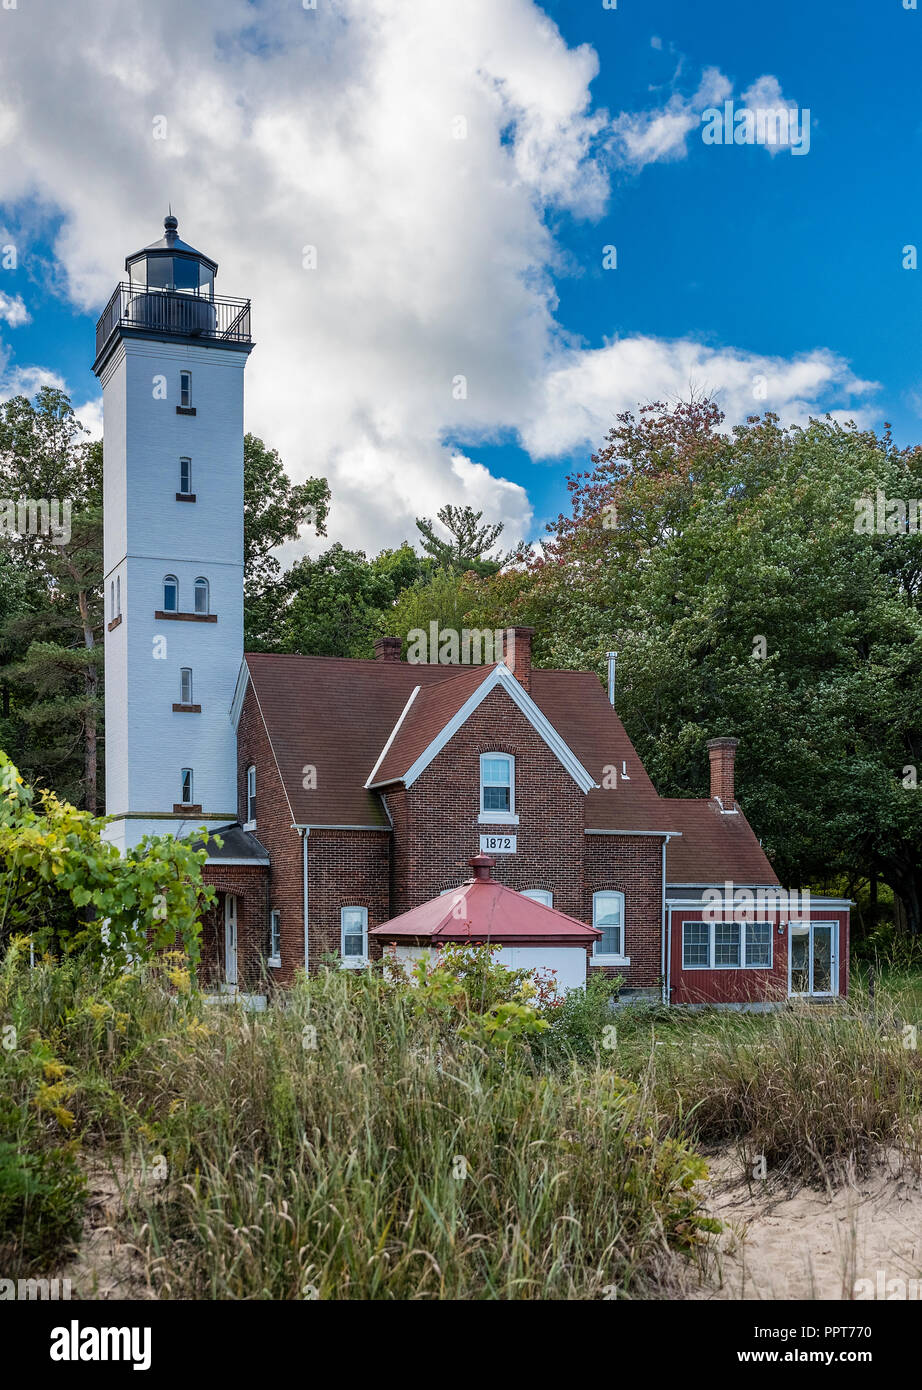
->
[94,216,850,1007]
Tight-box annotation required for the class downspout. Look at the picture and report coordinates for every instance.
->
[661,837,668,1005]
[302,827,310,975]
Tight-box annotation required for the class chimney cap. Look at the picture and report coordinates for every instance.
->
[706,736,739,751]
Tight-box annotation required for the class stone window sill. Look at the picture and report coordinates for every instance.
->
[172,703,201,713]
[176,406,197,416]
[173,803,202,814]
[107,614,123,632]
[155,611,217,623]
[176,492,197,502]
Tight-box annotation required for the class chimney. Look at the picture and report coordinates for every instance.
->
[501,626,534,693]
[374,636,402,663]
[468,853,494,882]
[706,737,739,808]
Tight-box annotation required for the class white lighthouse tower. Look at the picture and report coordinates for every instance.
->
[93,215,254,851]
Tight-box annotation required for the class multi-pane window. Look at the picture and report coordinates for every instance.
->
[179,458,192,494]
[592,891,625,958]
[269,910,281,963]
[714,922,741,967]
[163,575,178,612]
[180,768,194,804]
[682,921,773,969]
[682,921,710,968]
[180,667,193,705]
[246,765,256,822]
[340,906,368,965]
[180,371,192,408]
[480,754,514,816]
[193,577,209,614]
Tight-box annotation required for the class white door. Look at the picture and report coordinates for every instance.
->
[789,922,837,997]
[224,894,238,987]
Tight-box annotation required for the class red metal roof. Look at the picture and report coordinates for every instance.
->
[370,856,603,944]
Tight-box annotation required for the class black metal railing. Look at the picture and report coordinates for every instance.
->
[95,283,252,358]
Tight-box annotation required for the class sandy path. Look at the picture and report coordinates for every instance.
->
[690,1153,922,1300]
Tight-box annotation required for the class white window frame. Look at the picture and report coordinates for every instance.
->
[478,752,518,824]
[180,667,193,705]
[163,574,178,612]
[681,919,774,971]
[340,906,368,968]
[268,909,282,967]
[180,371,192,408]
[179,457,192,495]
[521,889,553,908]
[180,768,194,805]
[244,765,256,828]
[193,576,209,615]
[591,890,628,965]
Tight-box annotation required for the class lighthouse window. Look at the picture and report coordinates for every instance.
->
[180,372,192,408]
[116,575,121,616]
[163,575,178,612]
[179,458,192,495]
[180,769,194,805]
[110,580,115,619]
[193,577,209,615]
[246,765,256,823]
[180,668,193,705]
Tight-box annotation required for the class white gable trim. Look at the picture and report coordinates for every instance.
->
[229,660,250,730]
[364,685,420,789]
[376,662,596,794]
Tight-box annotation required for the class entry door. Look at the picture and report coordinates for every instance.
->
[789,922,837,997]
[224,895,238,987]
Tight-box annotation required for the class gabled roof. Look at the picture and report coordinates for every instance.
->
[236,651,778,884]
[369,662,596,794]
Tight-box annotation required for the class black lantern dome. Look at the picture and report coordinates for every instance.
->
[126,213,218,297]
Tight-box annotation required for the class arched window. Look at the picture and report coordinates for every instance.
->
[592,891,626,960]
[522,889,553,908]
[163,575,178,612]
[180,667,193,705]
[193,576,209,615]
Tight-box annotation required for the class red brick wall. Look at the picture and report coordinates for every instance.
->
[235,685,304,984]
[199,865,268,988]
[305,830,391,964]
[385,686,586,917]
[584,834,664,989]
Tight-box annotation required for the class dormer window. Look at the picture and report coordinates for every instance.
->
[193,577,209,615]
[163,575,178,612]
[479,753,516,823]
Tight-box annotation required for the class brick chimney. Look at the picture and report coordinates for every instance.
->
[374,636,402,663]
[501,626,534,693]
[706,737,739,808]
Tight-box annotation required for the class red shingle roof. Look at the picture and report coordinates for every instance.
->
[241,652,777,883]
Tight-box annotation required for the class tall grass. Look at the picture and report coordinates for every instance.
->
[0,951,710,1299]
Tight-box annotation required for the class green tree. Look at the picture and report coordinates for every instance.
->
[0,391,103,811]
[415,504,508,576]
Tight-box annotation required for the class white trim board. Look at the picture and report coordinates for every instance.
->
[369,662,597,795]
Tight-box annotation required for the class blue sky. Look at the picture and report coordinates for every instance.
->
[0,0,919,554]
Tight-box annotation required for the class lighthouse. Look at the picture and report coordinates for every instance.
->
[93,215,254,851]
